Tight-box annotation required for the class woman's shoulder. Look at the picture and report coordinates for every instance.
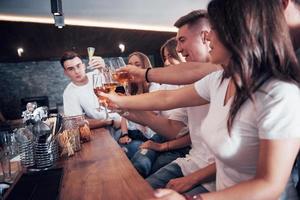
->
[257,79,300,103]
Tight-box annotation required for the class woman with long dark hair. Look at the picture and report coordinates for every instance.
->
[102,0,300,199]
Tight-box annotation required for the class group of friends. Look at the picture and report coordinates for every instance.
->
[60,0,300,199]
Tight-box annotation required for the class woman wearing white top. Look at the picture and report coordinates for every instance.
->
[101,0,300,199]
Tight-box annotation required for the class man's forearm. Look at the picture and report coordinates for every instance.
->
[125,111,185,140]
[148,62,221,85]
[165,134,191,150]
[187,163,216,186]
[87,118,111,129]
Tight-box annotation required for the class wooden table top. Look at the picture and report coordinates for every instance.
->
[58,128,154,200]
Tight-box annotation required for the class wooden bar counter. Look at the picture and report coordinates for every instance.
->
[58,128,154,200]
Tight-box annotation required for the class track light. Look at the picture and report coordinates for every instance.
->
[50,0,64,28]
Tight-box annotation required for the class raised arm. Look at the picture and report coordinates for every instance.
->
[120,62,220,85]
[101,85,209,111]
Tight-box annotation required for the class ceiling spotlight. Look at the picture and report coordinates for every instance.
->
[17,48,24,57]
[51,0,64,28]
[119,43,125,53]
[54,15,64,28]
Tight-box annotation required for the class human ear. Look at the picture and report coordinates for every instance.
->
[201,30,210,44]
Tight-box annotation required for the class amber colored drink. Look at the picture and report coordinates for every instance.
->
[94,83,119,104]
[94,87,108,103]
[112,71,130,84]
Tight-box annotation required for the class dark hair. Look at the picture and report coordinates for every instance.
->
[174,9,208,29]
[207,0,300,132]
[60,51,81,68]
[160,37,184,64]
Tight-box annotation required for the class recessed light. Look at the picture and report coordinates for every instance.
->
[119,43,125,53]
[17,48,24,57]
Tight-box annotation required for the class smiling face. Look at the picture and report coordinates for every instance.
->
[206,29,231,67]
[176,24,210,62]
[63,57,87,85]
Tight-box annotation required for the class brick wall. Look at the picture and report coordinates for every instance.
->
[0,60,69,119]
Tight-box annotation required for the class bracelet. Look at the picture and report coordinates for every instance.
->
[183,194,203,200]
[145,68,152,83]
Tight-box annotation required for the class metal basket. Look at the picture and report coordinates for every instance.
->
[34,139,59,169]
[18,138,59,169]
[19,140,35,167]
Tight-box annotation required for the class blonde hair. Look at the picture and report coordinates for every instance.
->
[128,52,152,95]
[128,52,152,69]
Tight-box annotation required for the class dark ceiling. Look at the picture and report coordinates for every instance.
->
[0,21,175,63]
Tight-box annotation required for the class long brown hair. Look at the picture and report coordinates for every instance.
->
[160,37,184,65]
[128,52,152,95]
[207,0,300,132]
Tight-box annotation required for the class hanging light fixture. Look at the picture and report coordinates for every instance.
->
[50,0,64,28]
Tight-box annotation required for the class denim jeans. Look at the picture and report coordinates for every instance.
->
[146,162,208,195]
[107,126,122,141]
[146,162,184,189]
[131,148,158,177]
[120,131,164,159]
[120,140,144,159]
[151,147,190,174]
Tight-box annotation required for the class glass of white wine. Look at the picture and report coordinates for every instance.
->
[87,47,95,70]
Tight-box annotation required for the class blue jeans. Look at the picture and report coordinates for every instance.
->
[146,162,183,189]
[121,140,144,159]
[132,146,190,178]
[146,162,208,195]
[151,148,190,174]
[120,131,165,159]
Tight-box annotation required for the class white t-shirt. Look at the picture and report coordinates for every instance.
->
[63,72,121,121]
[169,105,215,192]
[194,70,300,197]
[159,84,181,118]
[126,82,161,139]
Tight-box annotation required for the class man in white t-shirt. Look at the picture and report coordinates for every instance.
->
[60,51,121,134]
[124,10,218,195]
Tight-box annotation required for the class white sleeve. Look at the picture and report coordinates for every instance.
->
[194,71,222,101]
[257,81,300,139]
[168,108,188,125]
[63,89,83,116]
[149,83,162,92]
